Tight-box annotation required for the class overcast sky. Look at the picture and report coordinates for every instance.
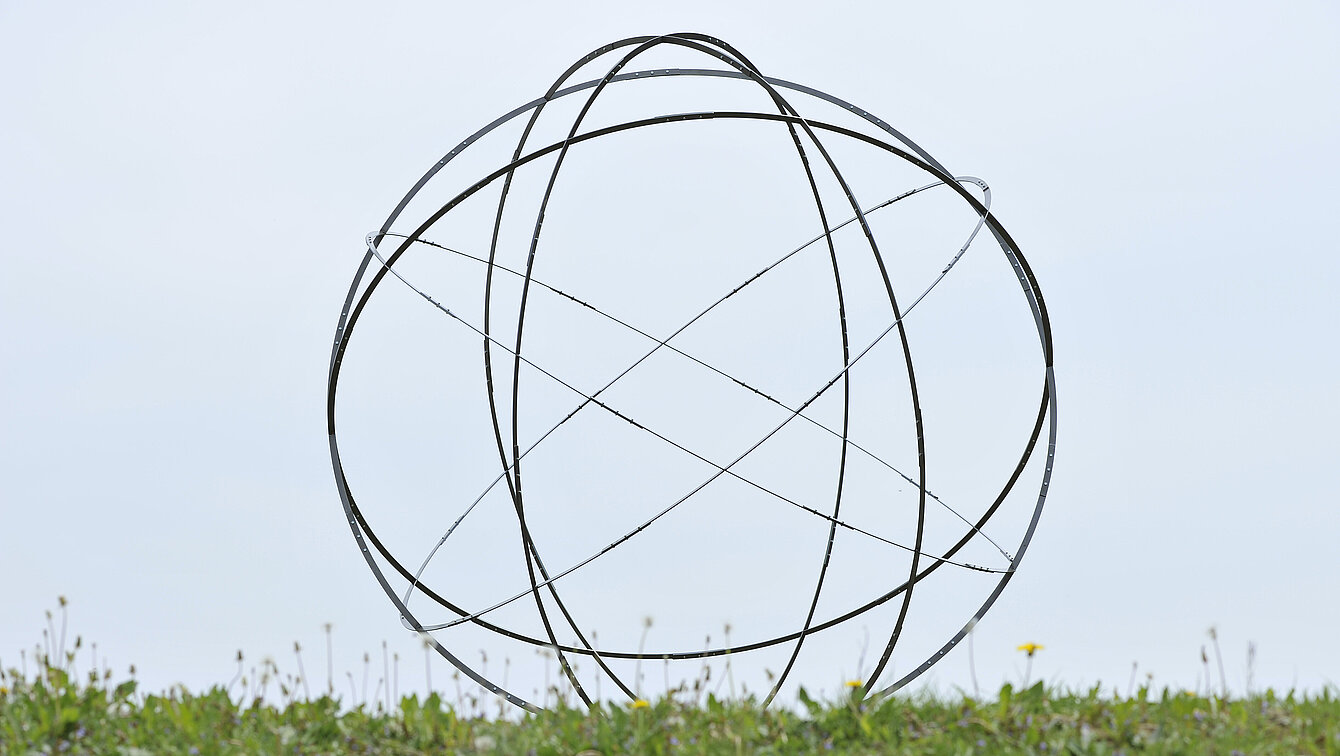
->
[2,1,1337,709]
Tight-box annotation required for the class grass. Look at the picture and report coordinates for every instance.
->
[4,663,1339,754]
[3,602,1338,754]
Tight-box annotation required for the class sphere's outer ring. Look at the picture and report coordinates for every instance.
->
[334,114,1047,641]
[327,41,1055,711]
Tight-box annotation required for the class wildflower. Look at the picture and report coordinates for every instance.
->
[632,699,651,709]
[1017,644,1043,687]
[845,680,862,688]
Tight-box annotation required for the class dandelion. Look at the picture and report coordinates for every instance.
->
[632,699,651,709]
[1017,643,1043,686]
[422,634,434,695]
[635,618,653,698]
[845,680,862,688]
[324,622,334,696]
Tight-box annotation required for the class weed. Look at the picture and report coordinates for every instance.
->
[4,601,1338,754]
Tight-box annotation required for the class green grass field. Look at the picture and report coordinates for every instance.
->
[4,660,1337,755]
[4,603,1337,754]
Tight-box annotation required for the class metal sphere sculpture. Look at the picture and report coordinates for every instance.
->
[327,33,1056,713]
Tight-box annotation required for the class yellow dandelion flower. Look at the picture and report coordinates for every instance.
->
[632,699,650,709]
[845,680,863,688]
[1017,643,1043,657]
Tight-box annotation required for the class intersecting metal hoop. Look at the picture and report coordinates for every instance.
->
[326,33,1057,713]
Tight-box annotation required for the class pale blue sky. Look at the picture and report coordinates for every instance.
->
[2,1,1337,706]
